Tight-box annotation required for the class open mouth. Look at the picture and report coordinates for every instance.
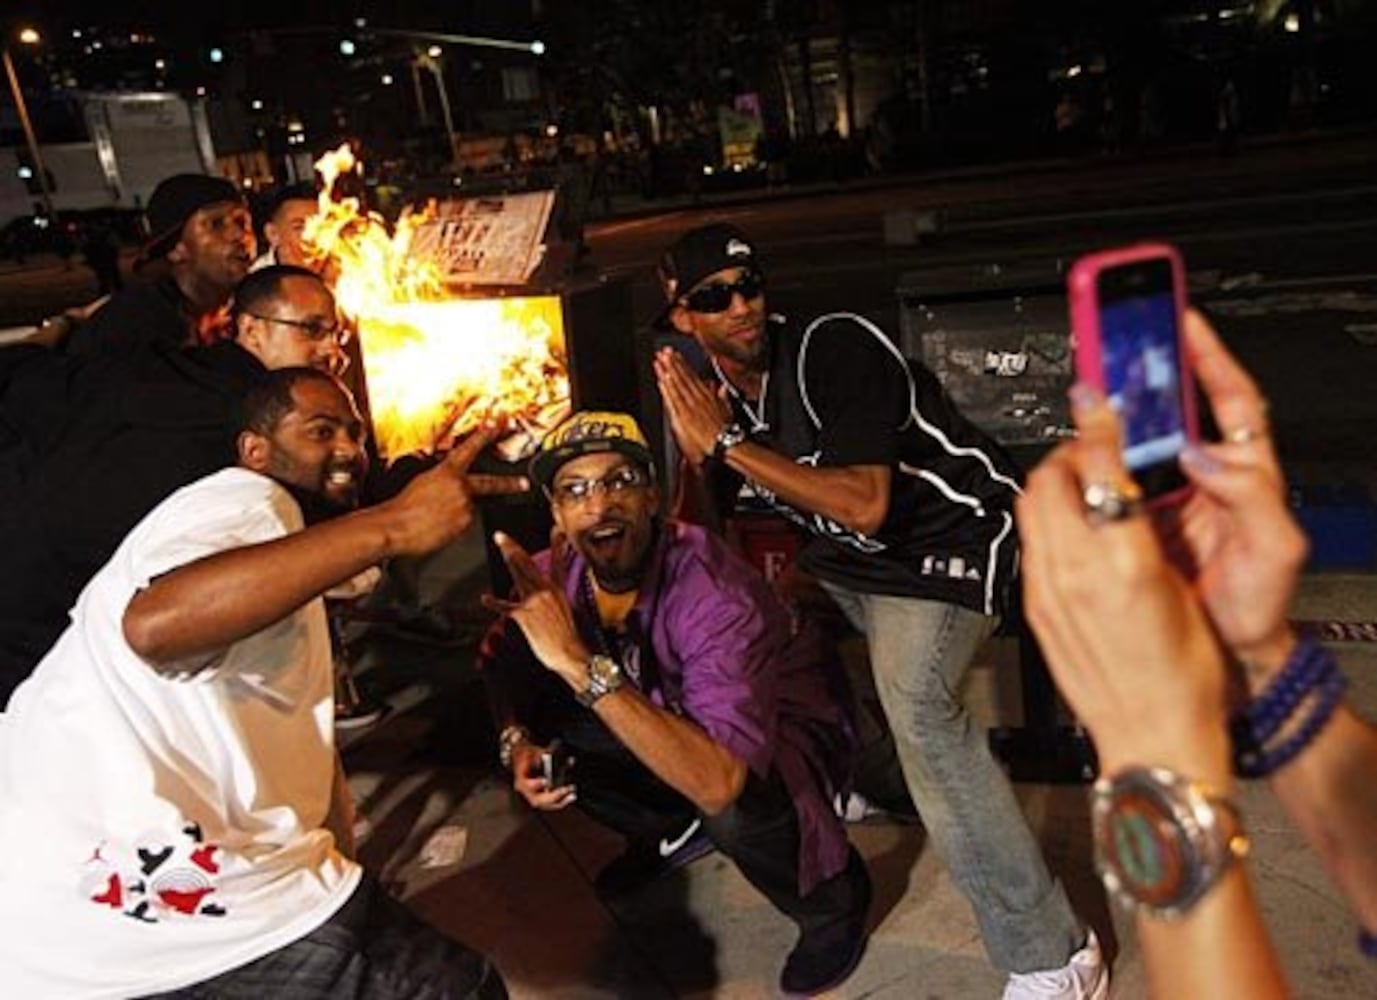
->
[326,466,359,492]
[584,522,628,557]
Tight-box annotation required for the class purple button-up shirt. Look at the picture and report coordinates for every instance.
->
[529,520,855,894]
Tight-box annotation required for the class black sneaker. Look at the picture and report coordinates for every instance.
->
[779,852,872,997]
[594,819,714,899]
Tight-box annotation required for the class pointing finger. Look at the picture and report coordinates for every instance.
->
[465,473,531,496]
[493,531,549,598]
[444,423,497,473]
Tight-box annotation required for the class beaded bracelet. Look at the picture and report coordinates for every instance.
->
[1240,635,1335,745]
[1231,635,1348,778]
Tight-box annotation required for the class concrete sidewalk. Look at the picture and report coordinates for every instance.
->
[339,534,1377,998]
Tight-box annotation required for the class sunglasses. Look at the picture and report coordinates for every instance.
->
[680,271,765,314]
[549,465,649,507]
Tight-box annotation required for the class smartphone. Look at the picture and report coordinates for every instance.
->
[540,740,573,790]
[1068,243,1199,506]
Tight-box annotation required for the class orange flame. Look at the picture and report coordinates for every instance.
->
[303,144,569,460]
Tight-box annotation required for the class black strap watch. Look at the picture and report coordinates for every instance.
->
[1092,765,1250,919]
[711,422,748,463]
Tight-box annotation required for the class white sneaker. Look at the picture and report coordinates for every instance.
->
[1002,928,1109,1000]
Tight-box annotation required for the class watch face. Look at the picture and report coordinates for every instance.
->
[1100,788,1191,909]
[590,655,621,687]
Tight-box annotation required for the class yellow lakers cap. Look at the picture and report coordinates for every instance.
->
[529,410,655,489]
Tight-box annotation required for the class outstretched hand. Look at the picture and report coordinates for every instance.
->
[1017,387,1231,782]
[653,346,732,467]
[384,426,529,558]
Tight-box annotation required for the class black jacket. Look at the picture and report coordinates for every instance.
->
[0,340,266,703]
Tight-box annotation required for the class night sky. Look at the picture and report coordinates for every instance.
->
[13,1,501,34]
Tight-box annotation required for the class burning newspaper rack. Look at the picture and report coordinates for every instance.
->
[304,145,571,462]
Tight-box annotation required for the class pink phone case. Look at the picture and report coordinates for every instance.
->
[1067,242,1199,507]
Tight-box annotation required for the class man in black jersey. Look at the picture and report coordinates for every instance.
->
[652,224,1107,1000]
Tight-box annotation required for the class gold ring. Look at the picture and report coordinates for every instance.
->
[1223,425,1265,445]
[1082,480,1145,524]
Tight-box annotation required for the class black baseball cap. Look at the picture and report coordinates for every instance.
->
[139,174,245,264]
[652,223,761,330]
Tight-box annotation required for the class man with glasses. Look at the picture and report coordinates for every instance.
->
[652,224,1108,999]
[0,266,348,703]
[480,410,872,997]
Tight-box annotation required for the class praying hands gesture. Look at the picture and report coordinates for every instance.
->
[653,346,733,468]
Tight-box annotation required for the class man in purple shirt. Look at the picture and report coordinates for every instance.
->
[481,410,870,997]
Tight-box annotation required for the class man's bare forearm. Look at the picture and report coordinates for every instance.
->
[593,687,747,815]
[719,442,889,536]
[123,505,401,667]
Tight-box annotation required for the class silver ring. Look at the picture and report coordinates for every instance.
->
[1082,480,1145,524]
[1223,425,1265,445]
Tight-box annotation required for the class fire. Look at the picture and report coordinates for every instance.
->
[302,144,569,460]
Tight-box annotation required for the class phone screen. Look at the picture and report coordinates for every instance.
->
[1097,258,1189,498]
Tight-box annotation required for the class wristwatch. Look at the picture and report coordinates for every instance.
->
[576,654,624,707]
[1092,765,1250,919]
[497,724,531,771]
[711,422,748,463]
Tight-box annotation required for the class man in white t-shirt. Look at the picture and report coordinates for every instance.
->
[0,368,520,998]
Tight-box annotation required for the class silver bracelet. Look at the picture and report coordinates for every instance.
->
[497,724,531,771]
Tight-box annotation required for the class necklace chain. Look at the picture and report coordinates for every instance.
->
[580,569,641,684]
[711,357,770,432]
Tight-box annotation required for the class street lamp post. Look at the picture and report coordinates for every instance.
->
[413,49,457,164]
[3,28,55,218]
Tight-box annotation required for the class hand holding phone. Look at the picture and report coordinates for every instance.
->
[1068,242,1199,507]
[540,739,574,790]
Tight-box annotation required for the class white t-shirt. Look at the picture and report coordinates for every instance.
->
[0,468,360,998]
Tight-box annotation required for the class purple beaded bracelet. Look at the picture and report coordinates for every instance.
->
[1360,928,1377,959]
[1231,636,1347,779]
[1241,635,1335,744]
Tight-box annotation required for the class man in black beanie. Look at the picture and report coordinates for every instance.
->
[65,173,255,359]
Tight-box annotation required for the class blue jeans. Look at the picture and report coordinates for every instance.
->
[821,583,1081,973]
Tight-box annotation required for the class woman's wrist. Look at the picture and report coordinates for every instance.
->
[1230,634,1347,779]
[1234,628,1299,695]
[1097,720,1234,794]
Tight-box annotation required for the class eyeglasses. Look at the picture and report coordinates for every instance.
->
[245,312,346,343]
[681,271,764,314]
[550,465,649,507]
